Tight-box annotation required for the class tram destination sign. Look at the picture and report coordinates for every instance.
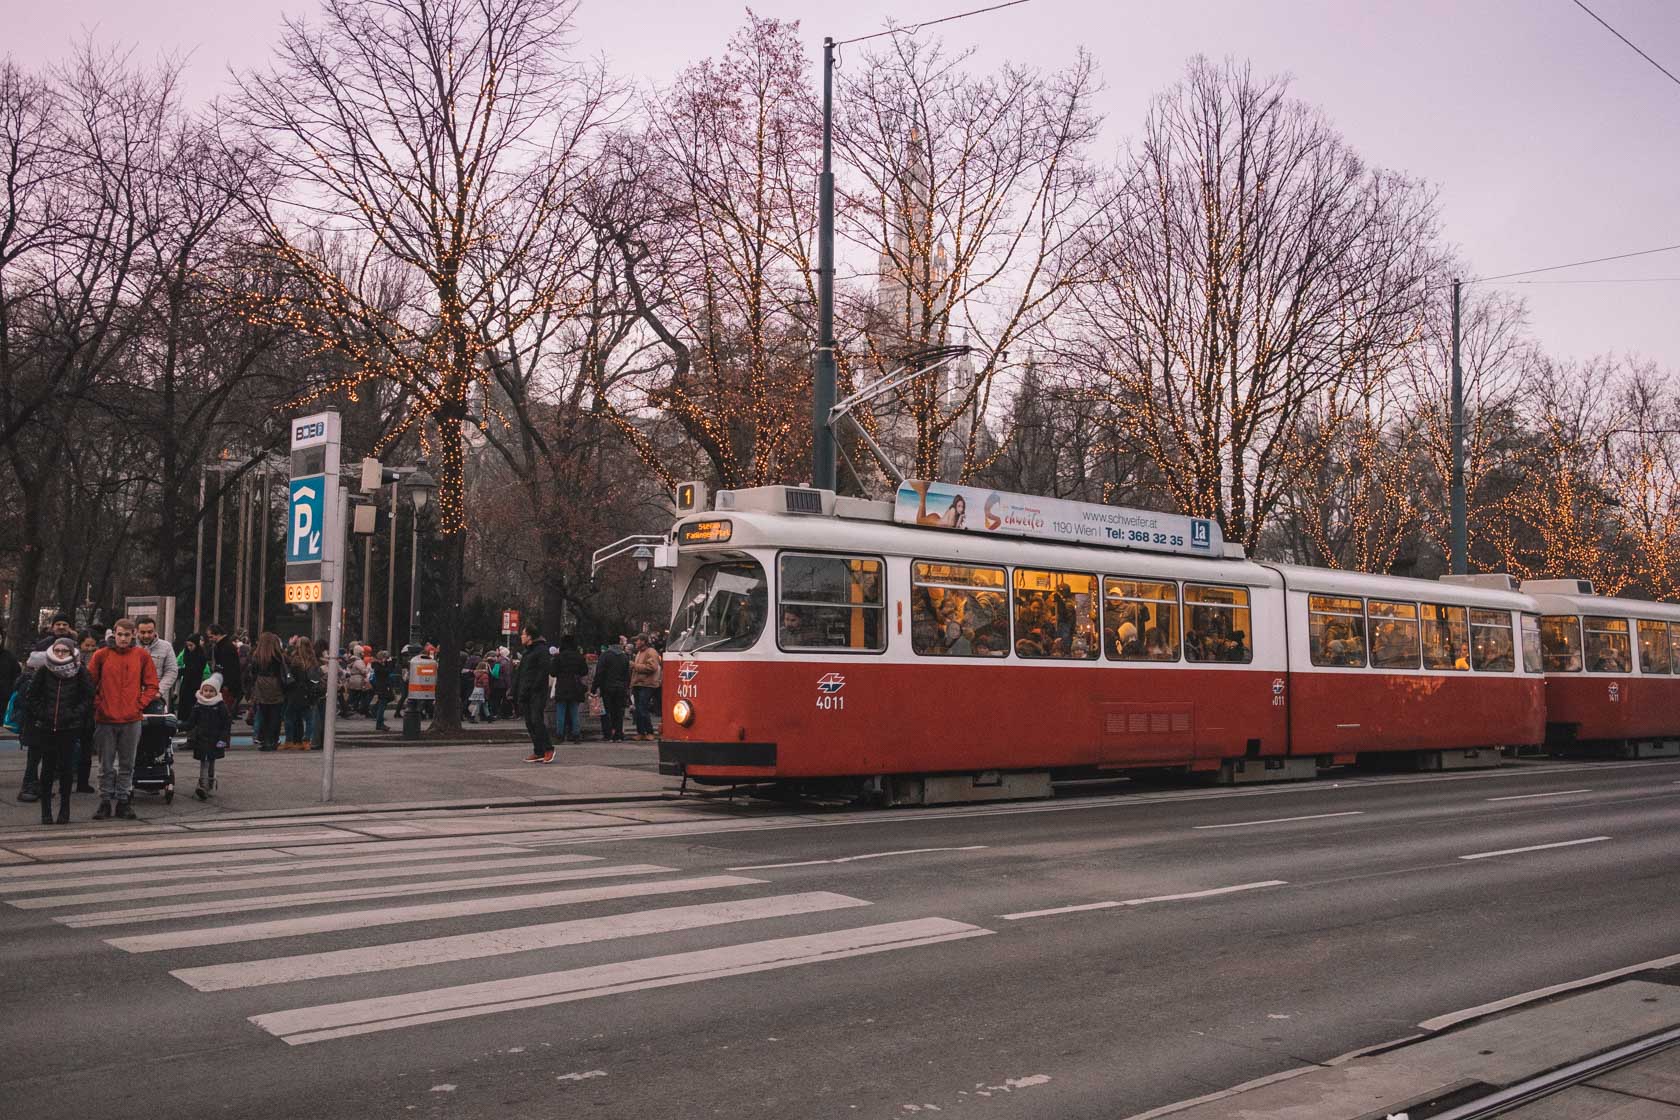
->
[893,479,1224,559]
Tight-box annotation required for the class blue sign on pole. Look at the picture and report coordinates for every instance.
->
[287,476,325,564]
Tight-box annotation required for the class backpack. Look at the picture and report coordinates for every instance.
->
[490,661,502,681]
[2,690,19,734]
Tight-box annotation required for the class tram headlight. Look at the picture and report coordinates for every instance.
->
[671,699,694,727]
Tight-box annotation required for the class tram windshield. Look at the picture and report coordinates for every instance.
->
[667,560,768,653]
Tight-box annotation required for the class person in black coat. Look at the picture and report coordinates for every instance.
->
[183,672,233,799]
[550,634,588,744]
[592,641,631,742]
[515,625,553,763]
[205,624,242,710]
[179,633,209,708]
[21,639,95,824]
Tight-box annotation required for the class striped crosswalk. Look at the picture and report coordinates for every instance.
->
[1,838,991,1047]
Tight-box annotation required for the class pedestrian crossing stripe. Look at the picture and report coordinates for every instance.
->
[251,918,993,1046]
[106,874,768,952]
[62,861,672,928]
[170,891,873,991]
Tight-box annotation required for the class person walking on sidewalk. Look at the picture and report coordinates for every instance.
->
[135,617,177,713]
[183,673,232,800]
[369,650,396,731]
[516,625,554,763]
[20,638,93,825]
[86,617,159,821]
[246,632,290,751]
[593,639,631,742]
[551,634,587,744]
[629,635,663,741]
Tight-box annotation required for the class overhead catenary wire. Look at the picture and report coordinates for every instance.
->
[1570,0,1680,92]
[835,0,1034,47]
[1472,242,1680,283]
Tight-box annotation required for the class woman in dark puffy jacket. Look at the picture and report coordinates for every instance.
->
[23,638,95,824]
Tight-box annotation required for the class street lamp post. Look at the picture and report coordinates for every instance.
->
[404,462,437,648]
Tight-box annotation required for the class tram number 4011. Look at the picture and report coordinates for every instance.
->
[816,694,845,711]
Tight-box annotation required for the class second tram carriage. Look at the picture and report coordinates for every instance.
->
[651,482,1605,802]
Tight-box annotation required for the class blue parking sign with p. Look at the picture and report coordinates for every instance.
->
[288,477,325,563]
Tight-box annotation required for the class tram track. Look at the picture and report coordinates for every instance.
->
[1401,1026,1680,1119]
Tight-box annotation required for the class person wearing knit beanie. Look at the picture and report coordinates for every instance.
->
[184,671,232,800]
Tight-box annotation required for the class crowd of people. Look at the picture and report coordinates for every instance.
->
[0,615,670,824]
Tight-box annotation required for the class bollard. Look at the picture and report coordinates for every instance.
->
[401,699,422,740]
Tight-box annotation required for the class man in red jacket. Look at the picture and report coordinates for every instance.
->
[86,617,159,821]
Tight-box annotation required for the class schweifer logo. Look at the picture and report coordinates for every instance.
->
[677,661,699,682]
[816,673,846,694]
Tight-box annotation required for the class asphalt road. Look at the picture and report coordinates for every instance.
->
[2,757,1679,1120]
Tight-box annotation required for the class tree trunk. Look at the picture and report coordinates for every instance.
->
[427,411,468,735]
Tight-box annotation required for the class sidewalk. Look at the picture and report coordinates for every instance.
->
[0,737,668,828]
[1134,962,1680,1120]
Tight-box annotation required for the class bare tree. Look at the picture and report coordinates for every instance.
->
[235,0,614,727]
[838,36,1102,483]
[1067,58,1440,549]
[586,14,821,492]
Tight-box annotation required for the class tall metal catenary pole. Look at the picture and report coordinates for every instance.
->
[212,485,225,628]
[1449,278,1468,575]
[386,480,398,653]
[811,36,838,492]
[193,470,206,632]
[256,473,269,635]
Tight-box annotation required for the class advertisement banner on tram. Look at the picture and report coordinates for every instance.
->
[893,479,1224,559]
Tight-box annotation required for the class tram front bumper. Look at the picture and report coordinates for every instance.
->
[658,739,778,777]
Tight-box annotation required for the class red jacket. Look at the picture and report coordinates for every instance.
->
[87,645,160,725]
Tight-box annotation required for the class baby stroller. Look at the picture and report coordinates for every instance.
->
[133,709,178,804]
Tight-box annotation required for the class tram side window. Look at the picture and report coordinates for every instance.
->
[1637,620,1672,675]
[1583,616,1631,673]
[777,554,886,652]
[1540,616,1583,672]
[1012,569,1100,659]
[910,562,1009,657]
[1184,584,1253,663]
[1368,600,1421,669]
[1308,595,1366,668]
[1470,609,1515,672]
[1421,604,1470,670]
[1520,614,1544,674]
[1672,625,1680,676]
[1102,577,1180,661]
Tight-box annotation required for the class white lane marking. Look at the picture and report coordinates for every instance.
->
[12,853,599,908]
[0,845,533,895]
[106,875,765,953]
[1192,811,1365,830]
[1419,949,1680,1031]
[61,864,674,928]
[1000,880,1288,921]
[172,892,871,991]
[727,846,988,871]
[1485,788,1593,802]
[1458,836,1610,861]
[251,918,993,1045]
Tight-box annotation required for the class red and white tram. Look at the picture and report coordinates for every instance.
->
[1525,579,1680,756]
[653,482,1553,802]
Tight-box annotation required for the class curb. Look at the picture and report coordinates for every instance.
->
[154,790,678,823]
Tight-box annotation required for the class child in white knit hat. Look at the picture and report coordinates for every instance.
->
[183,672,232,799]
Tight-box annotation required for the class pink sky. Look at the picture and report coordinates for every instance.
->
[10,0,1679,368]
